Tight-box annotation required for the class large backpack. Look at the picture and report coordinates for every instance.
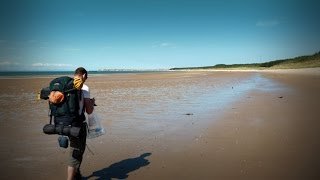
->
[41,76,85,127]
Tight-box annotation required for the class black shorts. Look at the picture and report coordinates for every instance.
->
[68,123,87,168]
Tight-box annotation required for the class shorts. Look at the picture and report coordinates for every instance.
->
[68,123,87,168]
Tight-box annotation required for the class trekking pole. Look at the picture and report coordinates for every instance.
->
[86,144,95,156]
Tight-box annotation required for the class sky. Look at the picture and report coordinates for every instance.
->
[0,0,319,71]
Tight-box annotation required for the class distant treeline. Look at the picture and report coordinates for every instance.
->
[170,51,320,70]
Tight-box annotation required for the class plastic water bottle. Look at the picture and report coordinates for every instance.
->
[87,112,105,139]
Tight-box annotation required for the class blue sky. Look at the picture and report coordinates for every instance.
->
[0,0,319,71]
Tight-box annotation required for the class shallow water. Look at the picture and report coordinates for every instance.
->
[90,73,288,136]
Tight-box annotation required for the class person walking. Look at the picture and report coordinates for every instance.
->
[67,67,95,180]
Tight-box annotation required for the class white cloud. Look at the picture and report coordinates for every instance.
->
[153,42,176,48]
[160,43,170,47]
[256,20,280,27]
[0,61,20,66]
[32,63,73,67]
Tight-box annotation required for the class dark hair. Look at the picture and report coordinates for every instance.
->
[74,67,87,76]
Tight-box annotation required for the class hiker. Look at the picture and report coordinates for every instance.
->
[41,67,95,180]
[67,67,95,180]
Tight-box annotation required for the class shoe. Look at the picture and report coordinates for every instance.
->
[74,171,82,180]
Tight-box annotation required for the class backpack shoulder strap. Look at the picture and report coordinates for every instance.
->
[65,77,76,93]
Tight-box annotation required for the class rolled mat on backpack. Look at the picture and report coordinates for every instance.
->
[43,124,81,137]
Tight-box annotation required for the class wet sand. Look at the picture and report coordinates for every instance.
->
[0,68,319,179]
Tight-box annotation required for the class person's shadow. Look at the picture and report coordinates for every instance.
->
[85,153,152,180]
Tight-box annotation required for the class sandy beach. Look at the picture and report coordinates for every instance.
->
[0,68,319,179]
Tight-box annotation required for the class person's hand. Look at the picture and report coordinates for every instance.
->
[90,98,97,106]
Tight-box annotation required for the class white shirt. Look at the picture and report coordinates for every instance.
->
[79,84,90,115]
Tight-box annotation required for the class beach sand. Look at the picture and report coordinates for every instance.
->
[0,68,319,179]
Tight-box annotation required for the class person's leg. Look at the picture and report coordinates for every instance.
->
[76,124,87,174]
[68,124,87,179]
[67,166,76,180]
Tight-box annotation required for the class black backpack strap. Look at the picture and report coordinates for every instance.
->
[48,101,53,124]
[64,77,76,93]
[49,115,53,124]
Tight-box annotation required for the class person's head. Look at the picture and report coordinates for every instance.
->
[74,67,88,80]
[73,67,88,89]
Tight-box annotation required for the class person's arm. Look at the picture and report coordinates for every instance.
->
[82,84,94,114]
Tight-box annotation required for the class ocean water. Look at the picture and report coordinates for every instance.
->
[0,70,163,77]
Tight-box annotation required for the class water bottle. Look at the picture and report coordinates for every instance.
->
[87,112,105,139]
[58,136,69,148]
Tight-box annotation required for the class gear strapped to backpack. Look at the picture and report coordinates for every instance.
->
[40,76,85,137]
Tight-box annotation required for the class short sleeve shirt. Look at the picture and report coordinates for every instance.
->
[79,84,90,115]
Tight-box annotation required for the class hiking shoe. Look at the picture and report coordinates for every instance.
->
[74,171,82,180]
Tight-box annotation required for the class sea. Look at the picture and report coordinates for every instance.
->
[0,70,166,77]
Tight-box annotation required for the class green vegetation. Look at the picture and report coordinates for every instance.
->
[170,51,320,70]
